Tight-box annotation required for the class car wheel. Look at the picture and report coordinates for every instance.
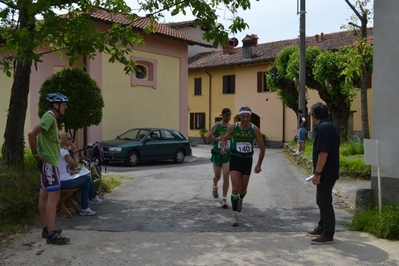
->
[173,149,185,163]
[126,150,139,166]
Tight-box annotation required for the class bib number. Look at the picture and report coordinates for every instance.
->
[236,142,252,153]
[218,140,230,149]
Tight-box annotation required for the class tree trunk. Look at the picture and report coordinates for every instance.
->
[2,8,34,166]
[360,21,370,139]
[2,60,33,165]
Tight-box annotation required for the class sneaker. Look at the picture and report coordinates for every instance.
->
[221,199,228,209]
[42,228,62,239]
[46,232,70,245]
[231,214,239,226]
[90,196,103,205]
[292,151,300,156]
[80,207,96,216]
[311,235,334,245]
[212,186,219,199]
[237,198,243,212]
[306,228,322,237]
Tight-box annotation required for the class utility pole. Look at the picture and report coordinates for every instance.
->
[298,0,306,112]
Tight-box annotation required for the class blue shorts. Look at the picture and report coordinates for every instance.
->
[38,161,61,192]
[298,127,307,142]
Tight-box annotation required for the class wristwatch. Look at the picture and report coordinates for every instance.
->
[314,171,321,176]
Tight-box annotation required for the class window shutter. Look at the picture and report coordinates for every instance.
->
[190,113,194,129]
[257,72,263,92]
[222,76,228,94]
[230,75,235,94]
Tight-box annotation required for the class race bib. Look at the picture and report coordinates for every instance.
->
[218,140,231,149]
[236,142,252,153]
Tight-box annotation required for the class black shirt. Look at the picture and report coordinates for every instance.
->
[298,114,306,128]
[312,119,340,180]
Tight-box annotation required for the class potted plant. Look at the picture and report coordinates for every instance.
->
[199,128,208,144]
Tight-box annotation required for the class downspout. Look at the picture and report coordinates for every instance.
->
[83,55,88,146]
[204,70,212,130]
[282,105,285,147]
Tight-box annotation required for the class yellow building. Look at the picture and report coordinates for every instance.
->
[188,30,373,147]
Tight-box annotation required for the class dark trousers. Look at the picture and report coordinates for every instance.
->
[316,178,336,238]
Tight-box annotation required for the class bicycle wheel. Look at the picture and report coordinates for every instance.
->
[91,162,102,194]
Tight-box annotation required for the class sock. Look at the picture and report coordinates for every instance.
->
[47,230,57,237]
[239,192,247,200]
[231,194,238,212]
[42,226,48,233]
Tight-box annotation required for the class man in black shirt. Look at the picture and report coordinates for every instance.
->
[306,102,340,245]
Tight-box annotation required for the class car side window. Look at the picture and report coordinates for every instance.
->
[163,130,176,140]
[149,130,160,140]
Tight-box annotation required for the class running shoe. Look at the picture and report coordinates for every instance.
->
[89,196,103,205]
[42,228,62,239]
[231,214,239,226]
[46,232,70,245]
[221,199,228,209]
[80,207,96,216]
[237,198,243,212]
[212,186,219,199]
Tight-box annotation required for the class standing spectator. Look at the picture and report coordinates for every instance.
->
[58,133,102,216]
[221,106,265,226]
[28,93,70,245]
[307,102,340,244]
[293,109,307,156]
[206,108,232,208]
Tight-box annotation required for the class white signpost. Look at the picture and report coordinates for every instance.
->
[363,139,392,213]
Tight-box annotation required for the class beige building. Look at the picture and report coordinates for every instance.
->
[188,29,374,147]
[0,9,211,149]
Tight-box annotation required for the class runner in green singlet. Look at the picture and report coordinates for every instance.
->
[206,108,232,208]
[221,106,265,226]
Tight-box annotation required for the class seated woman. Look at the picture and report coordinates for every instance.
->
[58,133,102,216]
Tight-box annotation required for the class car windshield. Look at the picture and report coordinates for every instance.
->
[116,129,150,140]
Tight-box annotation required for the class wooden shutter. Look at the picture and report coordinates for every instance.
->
[230,75,235,94]
[257,72,263,92]
[190,113,194,129]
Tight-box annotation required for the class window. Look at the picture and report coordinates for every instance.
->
[190,113,206,129]
[222,75,235,94]
[194,77,202,95]
[257,71,269,92]
[135,65,147,79]
[131,56,158,88]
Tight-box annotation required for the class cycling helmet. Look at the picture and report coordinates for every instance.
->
[46,93,69,103]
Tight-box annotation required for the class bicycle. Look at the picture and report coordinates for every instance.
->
[76,143,102,194]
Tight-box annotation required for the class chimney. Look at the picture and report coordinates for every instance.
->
[320,32,324,41]
[315,34,319,42]
[222,38,238,55]
[242,34,258,59]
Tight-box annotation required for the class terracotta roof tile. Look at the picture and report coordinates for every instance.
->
[189,28,373,70]
[88,8,211,47]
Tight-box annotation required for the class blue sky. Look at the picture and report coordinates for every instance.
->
[132,0,373,46]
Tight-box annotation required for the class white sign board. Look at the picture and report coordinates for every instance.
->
[363,139,392,167]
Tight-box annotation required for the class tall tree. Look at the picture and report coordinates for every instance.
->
[343,0,373,139]
[267,45,372,140]
[0,0,257,165]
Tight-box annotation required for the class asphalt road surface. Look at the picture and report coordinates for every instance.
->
[1,145,398,265]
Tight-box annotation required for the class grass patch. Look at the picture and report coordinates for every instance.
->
[288,139,371,180]
[0,151,131,236]
[101,174,132,193]
[0,153,40,235]
[349,204,399,240]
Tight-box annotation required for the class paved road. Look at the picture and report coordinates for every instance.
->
[1,145,398,265]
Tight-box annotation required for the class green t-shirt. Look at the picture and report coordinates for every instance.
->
[212,122,231,153]
[231,123,256,158]
[37,111,60,166]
